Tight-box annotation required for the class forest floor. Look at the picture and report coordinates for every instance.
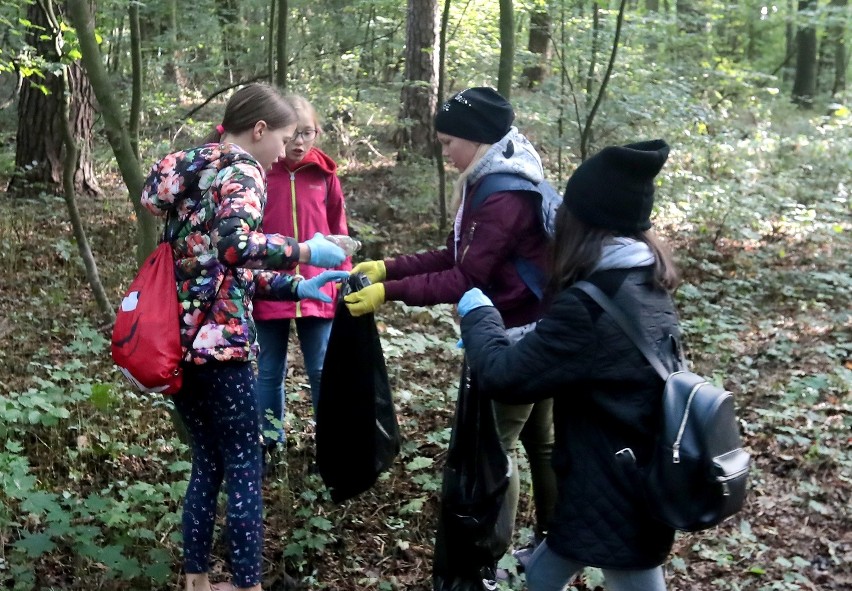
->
[0,137,850,591]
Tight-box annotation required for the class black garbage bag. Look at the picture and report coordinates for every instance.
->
[433,359,513,591]
[316,273,400,502]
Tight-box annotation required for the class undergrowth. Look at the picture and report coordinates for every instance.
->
[0,93,849,591]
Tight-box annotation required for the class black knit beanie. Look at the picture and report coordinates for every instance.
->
[563,139,670,233]
[434,87,515,144]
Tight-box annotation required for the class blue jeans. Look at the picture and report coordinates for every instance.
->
[255,317,333,442]
[525,541,667,591]
[173,361,263,588]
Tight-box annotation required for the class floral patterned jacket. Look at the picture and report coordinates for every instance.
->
[141,143,303,364]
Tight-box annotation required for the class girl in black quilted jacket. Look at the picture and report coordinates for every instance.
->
[458,140,680,591]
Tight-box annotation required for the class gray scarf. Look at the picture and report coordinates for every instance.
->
[593,237,655,272]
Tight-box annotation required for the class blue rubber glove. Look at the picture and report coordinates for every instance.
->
[295,270,350,302]
[458,288,494,317]
[305,232,346,268]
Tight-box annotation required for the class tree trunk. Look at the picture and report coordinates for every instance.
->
[676,0,712,62]
[267,0,276,81]
[163,0,187,93]
[522,9,551,89]
[276,0,288,88]
[792,0,818,108]
[129,1,142,159]
[8,0,100,198]
[396,0,439,159]
[59,70,114,324]
[497,0,515,98]
[215,0,240,80]
[435,0,452,232]
[828,0,848,95]
[586,2,601,105]
[67,0,158,264]
[784,0,797,82]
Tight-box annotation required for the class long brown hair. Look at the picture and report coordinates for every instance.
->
[202,83,296,144]
[550,206,680,293]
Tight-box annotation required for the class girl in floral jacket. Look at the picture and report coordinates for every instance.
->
[140,83,347,591]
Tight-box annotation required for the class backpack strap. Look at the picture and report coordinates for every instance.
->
[469,173,541,209]
[470,173,547,300]
[574,280,671,381]
[513,257,546,300]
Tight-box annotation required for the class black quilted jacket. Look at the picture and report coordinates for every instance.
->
[461,267,679,569]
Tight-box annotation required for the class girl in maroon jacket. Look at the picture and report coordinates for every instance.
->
[254,95,352,450]
[345,87,558,574]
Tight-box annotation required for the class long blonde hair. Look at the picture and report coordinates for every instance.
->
[449,142,492,212]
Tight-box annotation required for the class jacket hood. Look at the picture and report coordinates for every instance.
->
[467,127,544,187]
[273,147,338,176]
[141,143,260,216]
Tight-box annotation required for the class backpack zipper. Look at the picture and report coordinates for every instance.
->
[672,381,706,463]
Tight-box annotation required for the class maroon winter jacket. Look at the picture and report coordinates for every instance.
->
[383,183,548,328]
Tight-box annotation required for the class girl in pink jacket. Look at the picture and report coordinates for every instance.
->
[253,95,352,450]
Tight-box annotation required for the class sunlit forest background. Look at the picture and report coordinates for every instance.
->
[0,0,850,589]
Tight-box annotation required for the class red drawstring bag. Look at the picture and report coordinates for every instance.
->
[111,242,184,395]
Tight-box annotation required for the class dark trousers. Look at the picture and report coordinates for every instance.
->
[173,361,263,588]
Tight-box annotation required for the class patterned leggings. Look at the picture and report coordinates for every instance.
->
[173,361,263,588]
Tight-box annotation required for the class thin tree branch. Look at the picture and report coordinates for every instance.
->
[181,74,271,120]
[581,0,628,159]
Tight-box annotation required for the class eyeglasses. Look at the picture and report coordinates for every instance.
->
[290,129,318,142]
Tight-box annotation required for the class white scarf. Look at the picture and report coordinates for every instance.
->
[593,237,656,272]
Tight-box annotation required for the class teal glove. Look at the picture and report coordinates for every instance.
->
[305,232,346,268]
[458,288,494,317]
[344,283,386,317]
[295,270,350,302]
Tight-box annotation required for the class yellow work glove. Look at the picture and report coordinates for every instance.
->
[344,283,386,317]
[350,260,387,284]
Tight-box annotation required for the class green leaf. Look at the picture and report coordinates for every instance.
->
[21,491,59,515]
[308,516,333,531]
[15,532,56,557]
[405,456,434,471]
[145,560,173,582]
[89,383,115,410]
[168,460,193,473]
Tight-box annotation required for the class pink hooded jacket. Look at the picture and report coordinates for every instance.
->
[253,147,352,320]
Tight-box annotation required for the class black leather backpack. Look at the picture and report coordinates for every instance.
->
[576,281,751,532]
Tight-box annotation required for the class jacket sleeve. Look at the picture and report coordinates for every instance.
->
[210,161,302,270]
[326,173,352,272]
[383,191,535,307]
[254,270,301,301]
[384,232,455,280]
[461,290,597,404]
